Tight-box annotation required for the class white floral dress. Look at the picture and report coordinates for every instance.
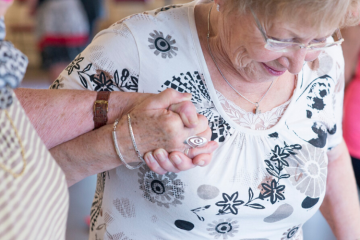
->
[55,1,344,239]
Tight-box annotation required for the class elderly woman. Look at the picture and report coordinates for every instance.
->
[56,0,360,239]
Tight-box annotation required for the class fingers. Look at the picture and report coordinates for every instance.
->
[143,151,167,175]
[143,141,218,174]
[169,101,198,127]
[146,88,192,110]
[186,141,218,159]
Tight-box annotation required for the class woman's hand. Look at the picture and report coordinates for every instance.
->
[116,88,218,174]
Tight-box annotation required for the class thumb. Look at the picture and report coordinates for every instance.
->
[146,88,192,110]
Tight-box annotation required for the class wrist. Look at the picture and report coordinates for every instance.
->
[108,92,152,124]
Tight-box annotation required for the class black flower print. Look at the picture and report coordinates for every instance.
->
[90,172,106,231]
[265,143,301,179]
[117,68,138,92]
[154,4,183,15]
[212,189,264,218]
[216,192,244,215]
[159,71,233,142]
[281,225,301,240]
[138,165,184,208]
[148,30,178,58]
[93,71,115,91]
[207,218,239,239]
[260,179,285,204]
[65,54,84,75]
[77,63,117,91]
[260,143,302,204]
[270,145,290,168]
[49,76,64,89]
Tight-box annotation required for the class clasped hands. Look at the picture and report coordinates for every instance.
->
[115,88,218,174]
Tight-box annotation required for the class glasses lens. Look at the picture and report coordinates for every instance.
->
[265,41,300,52]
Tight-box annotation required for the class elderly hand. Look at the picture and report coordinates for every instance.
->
[118,88,218,174]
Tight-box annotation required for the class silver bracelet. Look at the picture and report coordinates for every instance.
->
[112,118,144,170]
[127,114,146,164]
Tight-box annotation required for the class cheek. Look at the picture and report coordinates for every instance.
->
[235,46,282,67]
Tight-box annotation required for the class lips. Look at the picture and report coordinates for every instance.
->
[262,63,286,76]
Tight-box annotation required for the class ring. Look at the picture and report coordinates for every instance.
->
[184,148,190,157]
[185,136,208,148]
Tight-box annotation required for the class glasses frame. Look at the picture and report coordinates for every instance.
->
[250,9,344,52]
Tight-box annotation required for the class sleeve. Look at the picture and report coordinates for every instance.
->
[327,48,345,151]
[50,22,140,93]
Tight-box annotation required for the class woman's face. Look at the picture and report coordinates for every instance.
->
[217,8,337,82]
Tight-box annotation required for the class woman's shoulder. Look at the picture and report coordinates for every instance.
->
[107,2,196,39]
[111,2,194,27]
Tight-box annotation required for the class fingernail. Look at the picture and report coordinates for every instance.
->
[155,149,167,162]
[197,160,205,166]
[172,155,182,165]
[144,152,155,163]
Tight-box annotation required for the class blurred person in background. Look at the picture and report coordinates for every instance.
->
[341,25,360,188]
[79,0,104,37]
[27,0,89,82]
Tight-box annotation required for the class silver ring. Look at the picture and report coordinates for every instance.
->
[185,136,208,148]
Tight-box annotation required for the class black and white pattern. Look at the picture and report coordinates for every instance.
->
[65,54,84,75]
[0,86,13,110]
[0,41,28,90]
[148,30,178,58]
[0,41,28,109]
[154,4,183,15]
[160,71,233,142]
[90,172,106,232]
[138,166,184,208]
[207,218,239,239]
[49,76,65,90]
[289,75,337,148]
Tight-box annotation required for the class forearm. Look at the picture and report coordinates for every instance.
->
[50,117,138,187]
[320,141,360,239]
[15,88,150,149]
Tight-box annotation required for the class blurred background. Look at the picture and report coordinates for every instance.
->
[4,0,359,239]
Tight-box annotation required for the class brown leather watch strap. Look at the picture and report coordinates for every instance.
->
[93,91,111,129]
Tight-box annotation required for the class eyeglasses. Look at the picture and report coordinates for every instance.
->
[250,9,344,53]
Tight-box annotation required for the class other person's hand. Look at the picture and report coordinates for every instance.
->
[117,88,218,174]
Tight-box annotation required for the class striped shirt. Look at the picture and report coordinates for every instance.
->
[0,93,69,240]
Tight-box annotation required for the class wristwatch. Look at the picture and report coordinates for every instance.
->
[93,91,111,129]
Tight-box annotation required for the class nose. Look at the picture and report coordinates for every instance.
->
[277,49,316,74]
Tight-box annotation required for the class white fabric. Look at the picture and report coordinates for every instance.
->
[56,2,344,239]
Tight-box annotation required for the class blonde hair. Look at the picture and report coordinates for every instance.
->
[224,0,360,30]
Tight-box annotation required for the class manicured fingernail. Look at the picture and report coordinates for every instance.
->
[155,149,167,162]
[144,152,155,163]
[197,160,205,166]
[172,155,182,165]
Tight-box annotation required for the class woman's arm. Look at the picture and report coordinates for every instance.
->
[15,88,153,149]
[320,140,360,239]
[50,89,217,186]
